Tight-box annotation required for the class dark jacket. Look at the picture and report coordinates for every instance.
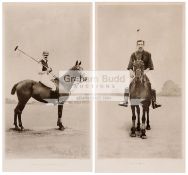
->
[40,59,49,71]
[127,50,154,70]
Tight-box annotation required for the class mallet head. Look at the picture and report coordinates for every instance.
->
[15,46,18,51]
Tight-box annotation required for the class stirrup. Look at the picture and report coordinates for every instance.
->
[119,101,128,107]
[152,102,162,109]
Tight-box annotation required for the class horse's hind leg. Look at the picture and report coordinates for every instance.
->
[14,108,19,130]
[18,112,24,131]
[130,106,136,137]
[14,101,27,131]
[14,103,23,130]
[136,106,140,131]
[57,105,65,130]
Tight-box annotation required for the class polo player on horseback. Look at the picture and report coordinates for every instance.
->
[119,40,161,109]
[38,51,57,93]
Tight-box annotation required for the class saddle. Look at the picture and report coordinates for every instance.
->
[39,81,59,98]
[39,81,52,89]
[39,81,69,99]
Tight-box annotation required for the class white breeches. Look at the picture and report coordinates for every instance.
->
[39,72,56,90]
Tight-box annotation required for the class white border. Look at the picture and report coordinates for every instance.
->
[1,0,187,174]
[92,1,95,173]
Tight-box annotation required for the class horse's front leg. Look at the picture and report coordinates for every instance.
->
[130,106,136,137]
[141,107,147,139]
[136,105,140,131]
[146,108,151,130]
[57,105,65,130]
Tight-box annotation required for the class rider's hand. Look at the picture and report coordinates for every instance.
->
[47,67,52,73]
[129,70,135,78]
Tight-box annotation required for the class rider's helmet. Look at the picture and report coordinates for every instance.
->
[42,51,49,57]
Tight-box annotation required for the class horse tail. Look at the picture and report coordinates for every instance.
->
[11,83,19,95]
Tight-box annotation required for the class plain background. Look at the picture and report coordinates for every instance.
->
[4,3,92,100]
[96,3,184,92]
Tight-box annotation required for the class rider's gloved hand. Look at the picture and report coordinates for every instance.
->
[129,69,135,78]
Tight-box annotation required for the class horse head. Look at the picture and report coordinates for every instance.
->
[70,60,87,82]
[57,60,87,92]
[133,59,145,82]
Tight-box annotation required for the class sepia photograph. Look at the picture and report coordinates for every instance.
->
[2,1,186,173]
[3,2,92,171]
[95,2,185,172]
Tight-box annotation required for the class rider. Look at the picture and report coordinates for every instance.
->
[119,40,161,109]
[38,51,57,92]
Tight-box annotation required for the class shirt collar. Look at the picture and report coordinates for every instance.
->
[42,58,48,62]
[136,50,144,54]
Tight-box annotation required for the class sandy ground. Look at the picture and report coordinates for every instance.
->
[5,103,91,159]
[4,96,184,159]
[97,96,183,159]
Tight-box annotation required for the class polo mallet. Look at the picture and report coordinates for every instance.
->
[14,46,57,78]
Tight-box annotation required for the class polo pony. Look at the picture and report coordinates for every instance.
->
[11,61,86,131]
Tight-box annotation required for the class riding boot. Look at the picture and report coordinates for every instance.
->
[50,90,59,98]
[119,88,129,107]
[50,86,59,99]
[151,89,162,109]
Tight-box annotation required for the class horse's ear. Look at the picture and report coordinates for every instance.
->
[79,61,81,65]
[75,60,78,65]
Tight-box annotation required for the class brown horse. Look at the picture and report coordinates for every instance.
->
[129,59,152,139]
[11,61,86,131]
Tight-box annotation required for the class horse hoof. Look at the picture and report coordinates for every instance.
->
[14,126,20,131]
[146,125,151,130]
[141,135,147,139]
[130,133,136,137]
[58,124,65,131]
[59,126,65,131]
[20,126,24,131]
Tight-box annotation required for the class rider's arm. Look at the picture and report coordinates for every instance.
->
[127,53,135,78]
[144,53,154,75]
[127,53,134,70]
[38,59,42,63]
[147,53,154,70]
